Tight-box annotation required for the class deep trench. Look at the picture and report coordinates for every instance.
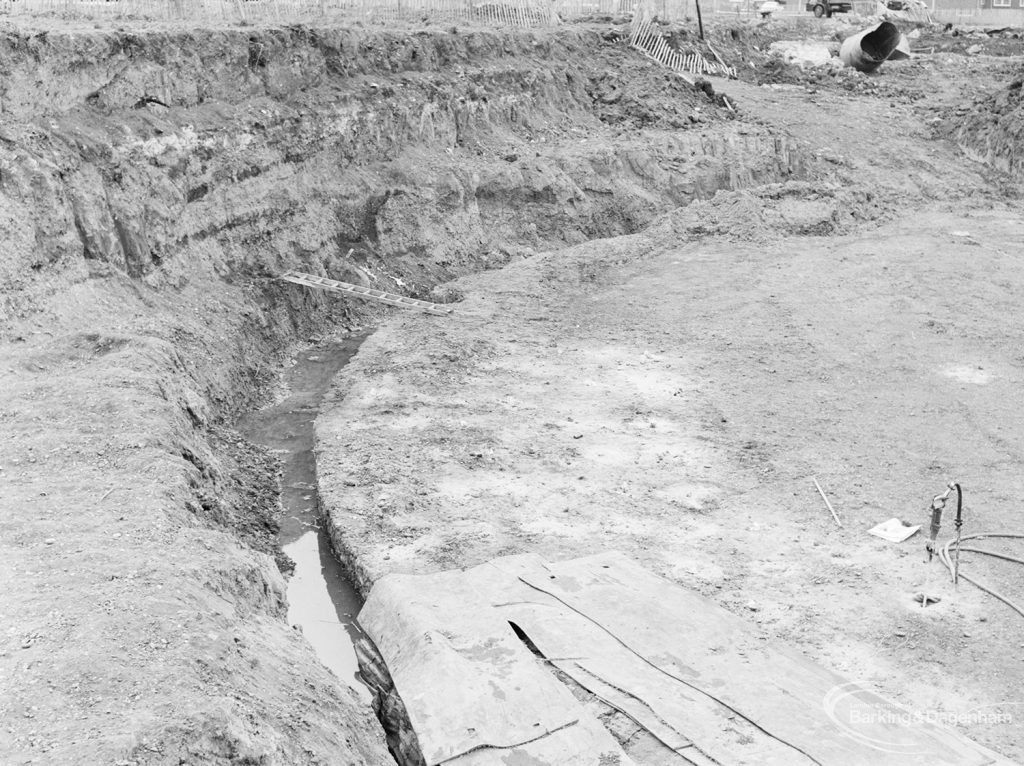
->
[5,15,1021,763]
[0,24,814,762]
[237,332,373,699]
[216,117,812,766]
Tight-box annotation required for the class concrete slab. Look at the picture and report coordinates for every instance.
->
[358,551,1013,765]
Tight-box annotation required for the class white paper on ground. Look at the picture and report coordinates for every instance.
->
[868,517,921,543]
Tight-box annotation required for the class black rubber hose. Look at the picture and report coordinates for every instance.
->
[938,533,1024,619]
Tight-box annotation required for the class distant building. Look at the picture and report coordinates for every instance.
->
[977,0,1024,11]
[931,0,1024,23]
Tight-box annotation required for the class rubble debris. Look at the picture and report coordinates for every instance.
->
[768,40,834,68]
[877,0,929,21]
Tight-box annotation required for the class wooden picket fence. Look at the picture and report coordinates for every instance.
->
[550,0,635,15]
[334,0,555,24]
[0,0,555,24]
[0,0,250,19]
[628,18,737,81]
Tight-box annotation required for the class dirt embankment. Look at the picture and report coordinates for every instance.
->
[0,20,806,765]
[956,72,1024,177]
[0,21,805,317]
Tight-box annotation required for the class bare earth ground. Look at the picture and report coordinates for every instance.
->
[0,10,1022,765]
[318,51,1024,761]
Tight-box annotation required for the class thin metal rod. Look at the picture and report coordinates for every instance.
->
[813,477,842,527]
[952,482,963,586]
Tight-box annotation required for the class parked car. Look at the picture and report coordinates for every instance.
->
[806,0,852,16]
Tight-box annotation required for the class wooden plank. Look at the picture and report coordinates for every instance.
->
[518,552,1007,766]
[705,39,729,70]
[279,270,455,316]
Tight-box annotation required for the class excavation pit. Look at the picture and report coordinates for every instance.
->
[1,14,1023,766]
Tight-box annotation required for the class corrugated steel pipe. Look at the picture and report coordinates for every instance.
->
[839,21,909,73]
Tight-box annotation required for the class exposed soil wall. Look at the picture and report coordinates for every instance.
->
[0,23,802,321]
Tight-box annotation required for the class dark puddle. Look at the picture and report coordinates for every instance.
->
[239,332,371,700]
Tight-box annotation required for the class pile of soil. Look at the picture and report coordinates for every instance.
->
[916,24,1024,56]
[956,72,1024,177]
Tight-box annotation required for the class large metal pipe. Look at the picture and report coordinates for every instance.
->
[839,21,911,73]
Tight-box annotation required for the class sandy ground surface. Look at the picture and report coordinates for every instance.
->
[318,52,1024,761]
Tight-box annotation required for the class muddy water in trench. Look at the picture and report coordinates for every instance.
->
[239,333,371,700]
